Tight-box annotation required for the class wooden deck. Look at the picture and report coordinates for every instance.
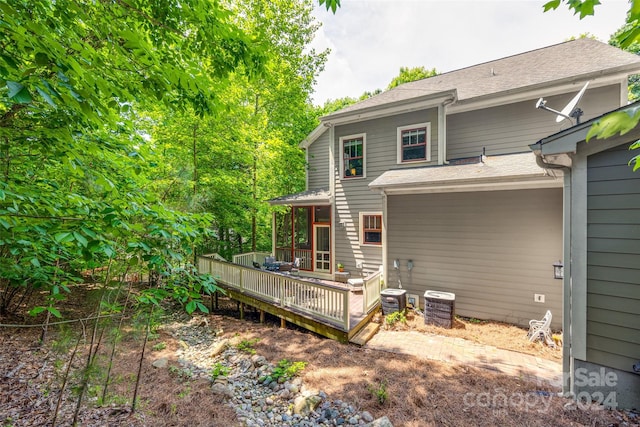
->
[198,256,382,343]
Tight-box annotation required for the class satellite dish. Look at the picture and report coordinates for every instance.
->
[556,81,589,123]
[535,81,589,125]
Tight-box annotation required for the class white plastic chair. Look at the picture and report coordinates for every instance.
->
[290,257,302,276]
[527,310,554,346]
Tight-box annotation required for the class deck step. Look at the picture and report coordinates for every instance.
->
[349,322,380,346]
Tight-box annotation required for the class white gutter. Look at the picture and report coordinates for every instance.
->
[322,92,457,126]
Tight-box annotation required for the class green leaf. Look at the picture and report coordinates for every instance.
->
[29,306,46,316]
[6,81,32,103]
[54,232,74,243]
[185,300,197,314]
[36,86,57,107]
[6,81,24,98]
[80,227,97,239]
[73,231,88,247]
[543,0,561,12]
[34,52,49,66]
[30,257,41,267]
[196,302,209,313]
[46,307,62,318]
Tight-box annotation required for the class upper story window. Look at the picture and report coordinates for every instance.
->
[397,122,431,164]
[340,134,365,179]
[360,212,382,246]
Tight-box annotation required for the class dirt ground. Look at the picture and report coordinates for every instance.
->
[372,309,563,362]
[0,288,637,427]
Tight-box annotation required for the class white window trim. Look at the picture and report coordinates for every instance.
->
[359,211,383,246]
[339,133,366,180]
[397,122,431,164]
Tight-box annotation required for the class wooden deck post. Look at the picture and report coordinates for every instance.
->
[260,310,265,323]
[280,317,286,328]
[239,303,244,320]
[215,292,219,310]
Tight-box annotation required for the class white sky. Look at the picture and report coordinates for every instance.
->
[310,0,631,105]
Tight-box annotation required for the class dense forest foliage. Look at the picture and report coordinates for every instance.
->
[1,0,638,319]
[0,0,329,317]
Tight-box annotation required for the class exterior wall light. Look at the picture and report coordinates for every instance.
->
[553,261,564,279]
[407,260,414,271]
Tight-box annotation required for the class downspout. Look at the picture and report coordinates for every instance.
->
[439,97,455,165]
[533,147,573,397]
[381,189,388,289]
[327,122,336,274]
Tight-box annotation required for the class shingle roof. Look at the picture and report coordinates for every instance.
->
[324,38,640,119]
[368,152,560,191]
[267,188,330,205]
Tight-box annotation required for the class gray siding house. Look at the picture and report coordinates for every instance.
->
[270,39,640,330]
[530,103,640,410]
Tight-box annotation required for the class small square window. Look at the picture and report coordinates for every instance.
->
[397,123,430,163]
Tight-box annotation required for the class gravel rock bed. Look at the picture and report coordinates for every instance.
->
[160,317,387,427]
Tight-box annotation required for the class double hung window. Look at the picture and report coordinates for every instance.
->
[397,123,430,163]
[340,134,365,179]
[360,212,382,245]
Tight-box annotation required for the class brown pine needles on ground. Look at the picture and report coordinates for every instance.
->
[0,290,633,427]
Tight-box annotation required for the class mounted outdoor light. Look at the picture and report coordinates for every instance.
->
[553,261,564,279]
[407,260,414,271]
[393,259,399,270]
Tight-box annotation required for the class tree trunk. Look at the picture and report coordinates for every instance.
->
[251,94,259,252]
[192,123,198,196]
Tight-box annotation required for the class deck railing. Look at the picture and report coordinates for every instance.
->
[362,270,384,313]
[274,248,313,270]
[232,251,272,267]
[198,256,350,331]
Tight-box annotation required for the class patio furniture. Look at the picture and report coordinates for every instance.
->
[278,262,293,272]
[263,256,278,271]
[527,310,554,347]
[334,271,350,283]
[290,257,302,276]
[252,261,262,269]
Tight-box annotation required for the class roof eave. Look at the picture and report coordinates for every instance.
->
[529,101,640,156]
[299,123,327,149]
[370,174,562,195]
[450,69,635,114]
[320,90,457,125]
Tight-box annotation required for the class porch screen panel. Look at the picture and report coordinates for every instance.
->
[295,207,312,269]
[275,210,292,261]
[315,227,330,271]
[294,207,312,250]
[314,206,330,223]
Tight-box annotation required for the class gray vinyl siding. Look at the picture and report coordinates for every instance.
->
[586,144,640,374]
[333,108,439,274]
[447,84,621,159]
[307,130,330,190]
[386,188,563,328]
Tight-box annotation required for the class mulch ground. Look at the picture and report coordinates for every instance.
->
[0,288,637,427]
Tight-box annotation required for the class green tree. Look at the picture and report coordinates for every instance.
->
[387,66,438,89]
[610,23,640,102]
[0,0,265,315]
[139,0,326,259]
[544,0,640,169]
